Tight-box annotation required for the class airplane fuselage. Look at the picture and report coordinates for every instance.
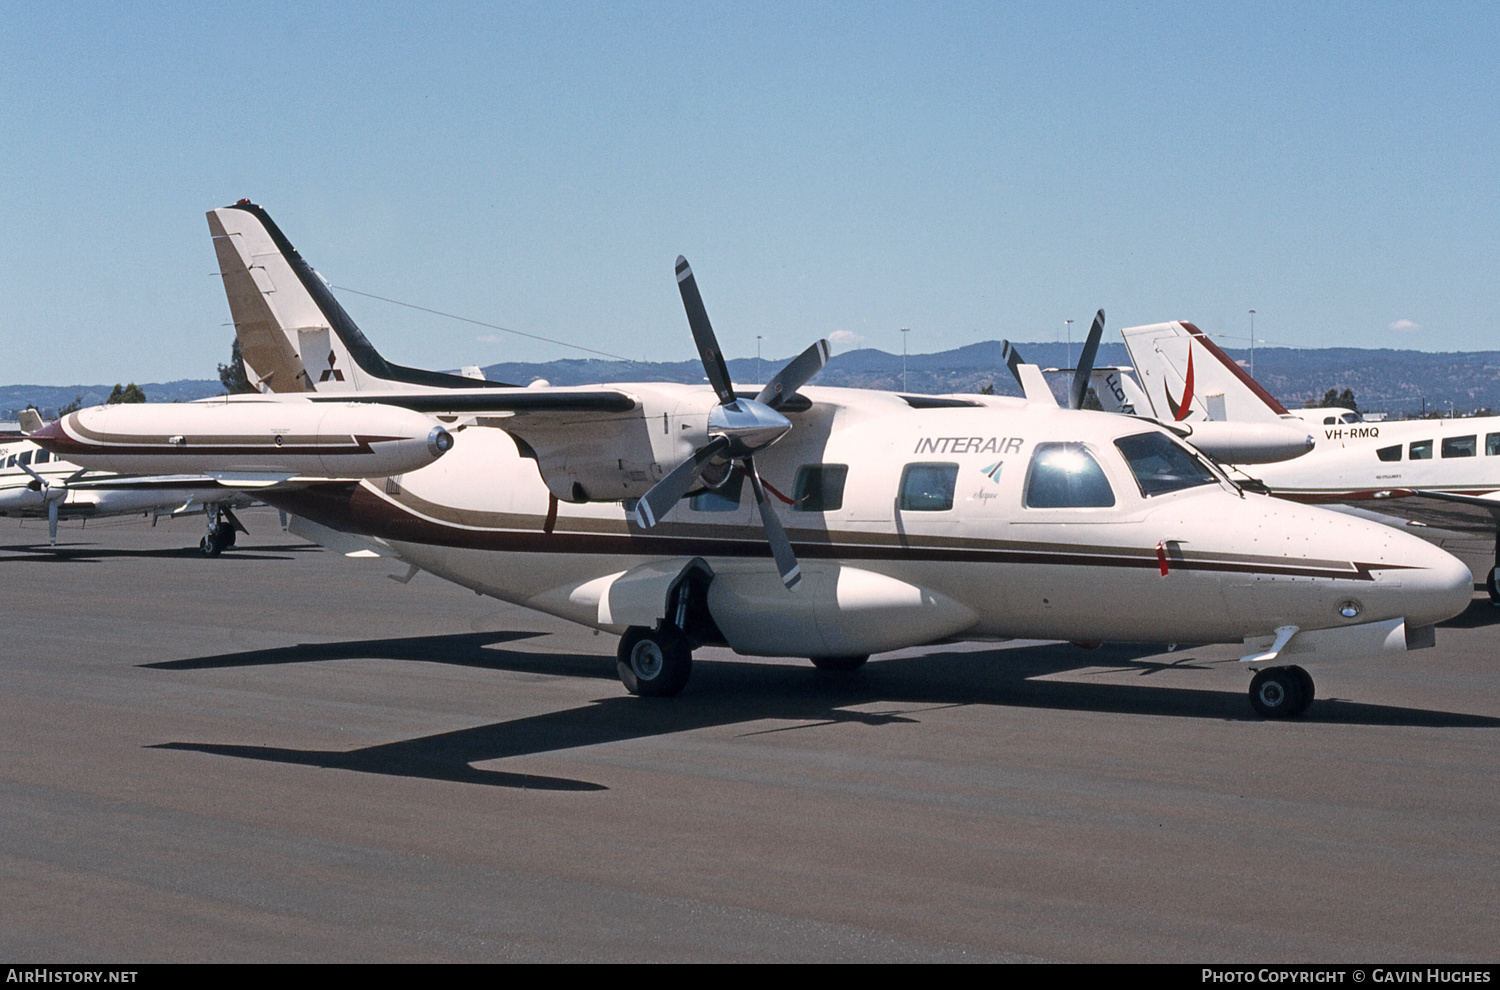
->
[1243,414,1500,513]
[257,385,1471,659]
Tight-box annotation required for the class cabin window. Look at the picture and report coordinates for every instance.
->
[1323,415,1338,425]
[3,455,11,468]
[1114,432,1217,497]
[898,463,959,511]
[35,450,50,464]
[1376,445,1402,462]
[16,450,31,467]
[792,464,848,512]
[1024,443,1115,508]
[690,470,745,512]
[1487,434,1500,456]
[1442,435,1477,458]
[1409,440,1433,460]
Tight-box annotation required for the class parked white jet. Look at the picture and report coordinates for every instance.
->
[1,421,254,551]
[31,203,1479,718]
[1117,319,1500,601]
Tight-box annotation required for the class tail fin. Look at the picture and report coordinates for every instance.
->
[1086,367,1151,416]
[206,201,507,393]
[1119,321,1288,424]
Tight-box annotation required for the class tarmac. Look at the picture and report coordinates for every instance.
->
[2,507,1497,962]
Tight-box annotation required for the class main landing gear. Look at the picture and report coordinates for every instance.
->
[199,505,246,557]
[1487,530,1500,604]
[610,564,872,696]
[617,625,694,697]
[1248,665,1315,718]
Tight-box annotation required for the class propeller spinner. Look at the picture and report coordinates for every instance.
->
[632,257,830,591]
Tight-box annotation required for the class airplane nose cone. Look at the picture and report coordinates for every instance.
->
[1391,536,1475,628]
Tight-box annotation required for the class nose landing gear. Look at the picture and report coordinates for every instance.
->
[199,505,246,556]
[1249,665,1315,718]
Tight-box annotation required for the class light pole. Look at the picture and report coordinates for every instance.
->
[901,328,910,392]
[756,335,763,384]
[1248,310,1256,378]
[1064,319,1074,369]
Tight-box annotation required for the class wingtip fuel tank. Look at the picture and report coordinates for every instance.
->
[29,397,453,479]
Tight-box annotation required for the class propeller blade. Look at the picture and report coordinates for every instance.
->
[18,462,47,488]
[633,435,733,528]
[745,457,801,591]
[1000,340,1026,390]
[756,339,830,409]
[675,256,737,406]
[1069,309,1105,410]
[48,499,58,546]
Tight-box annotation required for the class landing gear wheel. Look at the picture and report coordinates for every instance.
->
[1249,666,1306,719]
[1487,566,1499,605]
[617,626,692,697]
[1286,665,1315,715]
[215,521,237,550]
[809,655,869,672]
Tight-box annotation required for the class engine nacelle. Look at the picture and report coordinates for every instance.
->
[504,384,718,502]
[1174,419,1316,464]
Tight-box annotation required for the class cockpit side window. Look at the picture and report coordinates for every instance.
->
[898,463,959,511]
[1024,443,1115,508]
[1113,432,1218,497]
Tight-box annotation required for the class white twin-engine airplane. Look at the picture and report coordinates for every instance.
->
[30,202,1477,718]
[1116,319,1500,602]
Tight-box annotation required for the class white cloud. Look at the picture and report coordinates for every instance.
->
[1388,319,1423,333]
[828,330,864,345]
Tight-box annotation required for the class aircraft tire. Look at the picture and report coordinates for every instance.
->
[1286,665,1315,715]
[1487,567,1499,605]
[1249,666,1304,719]
[200,533,223,557]
[617,626,691,698]
[809,655,869,672]
[215,521,237,550]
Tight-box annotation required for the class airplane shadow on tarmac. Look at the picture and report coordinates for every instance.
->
[148,611,1500,792]
[0,540,321,563]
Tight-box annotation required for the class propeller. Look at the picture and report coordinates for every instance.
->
[1000,340,1028,390]
[1067,309,1105,411]
[1001,309,1104,409]
[631,256,830,591]
[19,463,83,545]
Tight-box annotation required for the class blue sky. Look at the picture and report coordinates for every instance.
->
[3,1,1497,385]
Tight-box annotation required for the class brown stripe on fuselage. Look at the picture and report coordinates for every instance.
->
[261,480,1409,583]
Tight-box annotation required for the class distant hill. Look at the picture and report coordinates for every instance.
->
[7,341,1500,419]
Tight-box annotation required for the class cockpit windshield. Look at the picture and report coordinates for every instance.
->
[1114,432,1220,497]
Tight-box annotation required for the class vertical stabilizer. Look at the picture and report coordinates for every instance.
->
[207,201,507,394]
[1119,321,1289,424]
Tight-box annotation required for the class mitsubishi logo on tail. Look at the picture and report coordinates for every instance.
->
[319,350,346,383]
[1165,342,1195,421]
